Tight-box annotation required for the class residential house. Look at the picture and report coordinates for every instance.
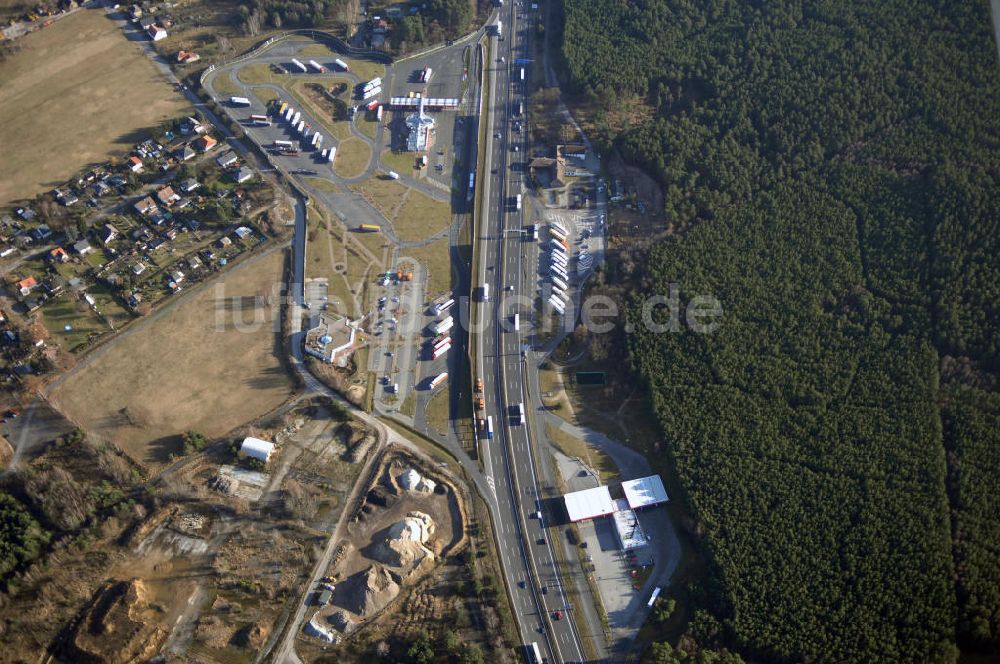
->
[231,166,253,183]
[195,135,217,152]
[234,226,253,240]
[55,189,79,206]
[93,181,112,197]
[217,236,232,248]
[30,224,52,242]
[176,49,200,64]
[44,276,68,296]
[169,270,185,284]
[49,247,69,263]
[73,239,93,255]
[157,186,180,207]
[16,208,36,221]
[216,151,238,168]
[17,276,38,297]
[134,196,157,216]
[181,117,205,135]
[187,255,202,270]
[174,144,196,161]
[174,197,192,209]
[180,177,200,193]
[131,262,146,276]
[128,156,145,173]
[99,224,118,246]
[147,23,167,41]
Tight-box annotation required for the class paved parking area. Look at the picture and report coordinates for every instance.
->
[553,451,677,639]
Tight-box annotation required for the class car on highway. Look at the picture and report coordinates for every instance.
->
[541,585,547,594]
[518,580,526,588]
[538,537,546,545]
[553,610,563,620]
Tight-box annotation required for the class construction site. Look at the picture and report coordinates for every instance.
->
[292,448,492,660]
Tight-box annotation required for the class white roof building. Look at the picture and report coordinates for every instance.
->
[240,436,275,463]
[405,98,436,152]
[563,485,615,522]
[622,475,669,510]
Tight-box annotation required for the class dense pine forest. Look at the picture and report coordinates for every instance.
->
[560,0,1000,661]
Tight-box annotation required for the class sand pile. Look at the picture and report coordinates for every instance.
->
[372,511,436,568]
[397,468,436,494]
[336,564,401,616]
[65,579,167,663]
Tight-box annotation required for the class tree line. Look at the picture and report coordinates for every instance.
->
[559,0,1000,660]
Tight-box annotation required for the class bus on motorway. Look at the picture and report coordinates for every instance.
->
[486,415,495,440]
[525,642,542,664]
[513,313,520,332]
[273,140,294,149]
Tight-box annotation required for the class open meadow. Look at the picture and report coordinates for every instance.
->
[49,250,296,468]
[0,8,191,206]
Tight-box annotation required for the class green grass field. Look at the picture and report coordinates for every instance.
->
[333,138,371,178]
[400,238,452,299]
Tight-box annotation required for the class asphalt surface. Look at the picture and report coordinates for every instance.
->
[471,4,605,662]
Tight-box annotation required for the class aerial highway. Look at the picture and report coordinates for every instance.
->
[472,2,599,662]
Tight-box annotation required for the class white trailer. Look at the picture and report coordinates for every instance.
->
[515,194,522,210]
[431,341,451,360]
[285,107,295,122]
[551,265,569,281]
[296,120,305,134]
[550,221,568,236]
[548,295,565,315]
[334,58,349,71]
[314,134,323,149]
[311,133,320,147]
[364,77,382,91]
[327,147,336,163]
[431,316,454,336]
[363,86,381,100]
[292,111,301,125]
[513,313,520,332]
[551,252,569,267]
[429,372,448,389]
[376,105,384,121]
[387,170,400,180]
[308,59,326,73]
[551,275,568,291]
[321,148,328,159]
[230,96,251,107]
[291,58,308,73]
[552,286,567,302]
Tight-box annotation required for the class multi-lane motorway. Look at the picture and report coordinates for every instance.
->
[473,4,600,662]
